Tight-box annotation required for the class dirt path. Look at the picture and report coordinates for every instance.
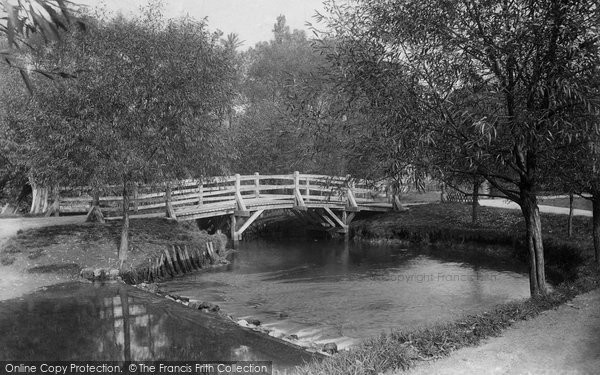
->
[0,216,86,301]
[396,289,600,375]
[480,198,593,217]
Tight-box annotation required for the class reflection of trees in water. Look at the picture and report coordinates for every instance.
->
[0,284,311,367]
[98,287,266,362]
[98,287,168,361]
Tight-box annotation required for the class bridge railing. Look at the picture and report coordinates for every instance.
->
[58,172,381,216]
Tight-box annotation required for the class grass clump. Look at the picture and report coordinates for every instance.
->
[0,218,227,278]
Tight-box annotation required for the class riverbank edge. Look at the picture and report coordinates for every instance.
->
[0,216,325,360]
[295,205,600,375]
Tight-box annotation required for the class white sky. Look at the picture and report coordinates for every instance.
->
[76,0,327,49]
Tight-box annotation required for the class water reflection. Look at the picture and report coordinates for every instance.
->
[161,239,531,349]
[0,283,316,368]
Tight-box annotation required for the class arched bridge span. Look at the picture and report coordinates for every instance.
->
[59,172,392,242]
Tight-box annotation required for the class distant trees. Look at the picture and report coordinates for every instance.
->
[232,16,354,176]
[1,4,237,265]
[316,0,600,295]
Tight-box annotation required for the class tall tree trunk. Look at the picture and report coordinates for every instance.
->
[40,187,48,213]
[30,180,38,214]
[86,189,105,223]
[119,182,130,269]
[592,197,600,265]
[568,193,574,238]
[472,179,480,224]
[440,182,447,202]
[520,194,548,296]
[45,184,60,217]
[29,177,49,215]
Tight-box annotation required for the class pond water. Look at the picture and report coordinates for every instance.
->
[160,239,531,350]
[0,282,316,370]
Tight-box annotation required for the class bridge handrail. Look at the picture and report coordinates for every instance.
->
[58,172,382,216]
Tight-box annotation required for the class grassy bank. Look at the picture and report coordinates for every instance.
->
[0,218,227,281]
[296,203,600,375]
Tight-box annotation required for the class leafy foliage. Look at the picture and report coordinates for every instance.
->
[1,0,85,92]
[314,0,600,295]
[2,5,236,189]
[232,16,355,175]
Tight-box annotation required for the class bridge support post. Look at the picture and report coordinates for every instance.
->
[342,210,356,240]
[323,207,349,233]
[197,182,203,206]
[230,214,240,247]
[165,184,177,220]
[254,172,260,198]
[230,210,265,247]
[293,171,307,210]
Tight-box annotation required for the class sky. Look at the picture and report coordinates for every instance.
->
[76,0,327,49]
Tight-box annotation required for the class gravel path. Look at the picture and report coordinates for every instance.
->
[398,289,600,375]
[480,198,592,217]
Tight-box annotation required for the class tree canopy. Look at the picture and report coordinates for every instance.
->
[314,0,600,295]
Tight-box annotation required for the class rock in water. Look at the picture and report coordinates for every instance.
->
[248,319,261,326]
[322,342,338,355]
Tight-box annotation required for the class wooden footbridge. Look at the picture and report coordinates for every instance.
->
[59,172,392,242]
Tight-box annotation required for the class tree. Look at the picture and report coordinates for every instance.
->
[316,0,600,296]
[554,122,600,264]
[232,16,355,176]
[2,4,236,266]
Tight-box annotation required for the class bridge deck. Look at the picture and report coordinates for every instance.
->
[59,172,392,239]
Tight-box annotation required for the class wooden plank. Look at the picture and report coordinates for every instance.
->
[155,255,162,279]
[255,174,295,180]
[198,196,236,203]
[346,212,356,225]
[163,248,176,276]
[235,176,248,213]
[181,245,194,272]
[230,215,236,242]
[174,245,188,273]
[318,210,337,228]
[301,174,347,181]
[202,188,236,197]
[294,171,306,208]
[184,246,197,269]
[346,188,359,209]
[254,172,260,198]
[238,184,295,191]
[306,210,329,227]
[323,207,347,229]
[235,210,264,237]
